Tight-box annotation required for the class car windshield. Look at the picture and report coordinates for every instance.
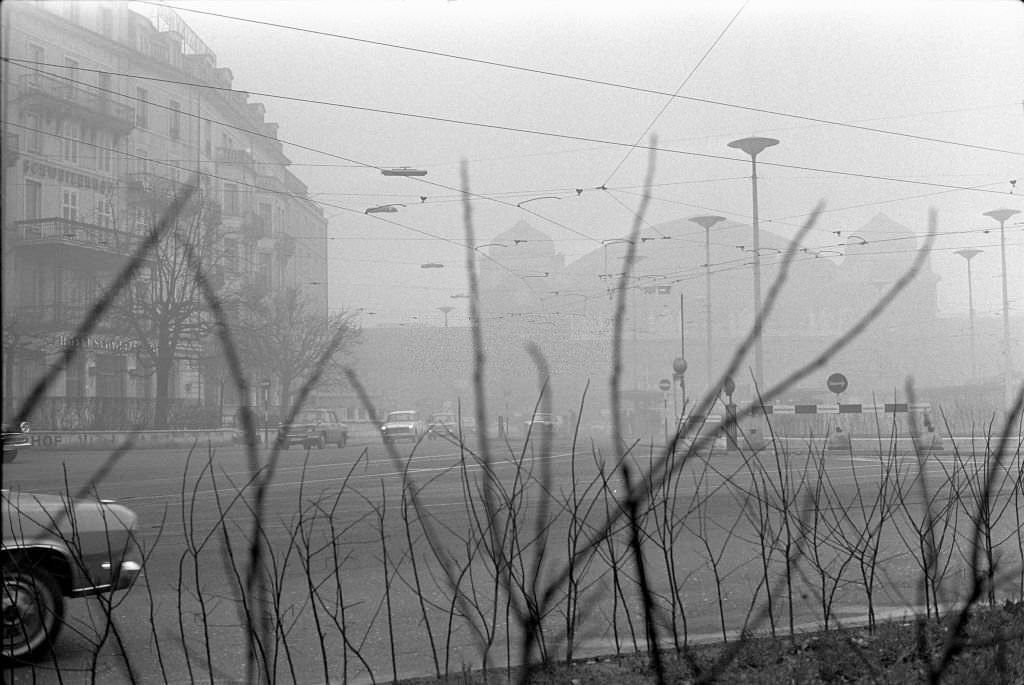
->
[295,411,323,423]
[387,412,417,422]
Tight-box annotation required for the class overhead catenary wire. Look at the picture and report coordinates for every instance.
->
[7,58,1018,201]
[145,1,1024,160]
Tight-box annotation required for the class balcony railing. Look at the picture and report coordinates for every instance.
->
[13,217,141,257]
[14,303,114,331]
[215,147,255,170]
[17,73,135,134]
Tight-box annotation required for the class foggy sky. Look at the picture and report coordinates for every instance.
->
[171,0,1023,326]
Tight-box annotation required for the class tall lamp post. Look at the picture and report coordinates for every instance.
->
[438,305,453,328]
[728,136,779,394]
[689,215,726,391]
[982,208,1020,406]
[954,248,982,380]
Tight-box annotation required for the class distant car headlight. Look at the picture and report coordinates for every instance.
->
[19,421,30,433]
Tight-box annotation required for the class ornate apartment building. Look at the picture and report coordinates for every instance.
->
[2,1,328,428]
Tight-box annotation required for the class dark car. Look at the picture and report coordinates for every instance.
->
[278,408,348,449]
[427,412,476,440]
[2,422,31,463]
[2,490,143,663]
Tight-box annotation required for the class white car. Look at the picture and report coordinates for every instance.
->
[2,490,143,663]
[380,410,427,445]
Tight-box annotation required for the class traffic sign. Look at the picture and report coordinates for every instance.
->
[723,376,735,397]
[827,372,848,394]
[658,378,672,392]
[673,357,687,374]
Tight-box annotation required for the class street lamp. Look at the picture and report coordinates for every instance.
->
[728,136,779,393]
[982,208,1021,406]
[689,215,726,391]
[438,306,454,327]
[955,248,983,380]
[365,203,405,214]
[381,167,428,177]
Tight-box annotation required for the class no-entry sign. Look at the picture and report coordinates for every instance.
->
[827,372,848,394]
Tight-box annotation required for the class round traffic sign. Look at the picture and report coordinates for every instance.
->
[658,378,672,392]
[827,372,848,394]
[672,357,687,374]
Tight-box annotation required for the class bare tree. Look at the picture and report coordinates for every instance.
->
[232,285,358,412]
[113,176,222,428]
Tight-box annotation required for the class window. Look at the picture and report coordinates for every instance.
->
[65,356,85,397]
[28,44,44,86]
[99,7,113,37]
[133,207,149,234]
[62,122,79,163]
[25,180,42,220]
[169,99,181,140]
[224,238,238,273]
[96,196,113,228]
[62,188,78,221]
[64,57,79,96]
[95,354,126,398]
[136,87,148,128]
[258,202,272,232]
[24,112,42,153]
[223,183,240,216]
[98,72,111,114]
[98,135,112,173]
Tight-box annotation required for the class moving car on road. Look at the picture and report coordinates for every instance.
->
[380,410,427,445]
[525,412,564,436]
[279,408,348,449]
[2,490,143,663]
[427,412,477,440]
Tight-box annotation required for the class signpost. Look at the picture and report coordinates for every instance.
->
[260,379,271,446]
[722,375,737,450]
[659,378,672,442]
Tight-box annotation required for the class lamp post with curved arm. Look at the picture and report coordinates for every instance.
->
[955,248,982,379]
[982,208,1020,406]
[728,136,779,393]
[689,215,726,390]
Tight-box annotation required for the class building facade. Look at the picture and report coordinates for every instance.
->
[2,1,328,428]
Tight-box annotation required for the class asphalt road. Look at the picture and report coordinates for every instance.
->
[4,433,1020,684]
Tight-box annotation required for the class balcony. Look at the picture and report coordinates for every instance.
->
[16,73,135,136]
[215,146,255,171]
[12,217,142,262]
[13,303,120,334]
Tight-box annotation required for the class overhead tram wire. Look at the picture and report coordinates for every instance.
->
[8,58,1017,201]
[147,1,1024,159]
[5,58,608,250]
[600,0,749,188]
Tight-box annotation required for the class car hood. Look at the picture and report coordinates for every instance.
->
[2,490,138,540]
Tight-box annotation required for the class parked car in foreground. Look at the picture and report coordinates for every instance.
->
[2,422,31,463]
[2,490,143,663]
[279,408,348,449]
[380,410,427,445]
